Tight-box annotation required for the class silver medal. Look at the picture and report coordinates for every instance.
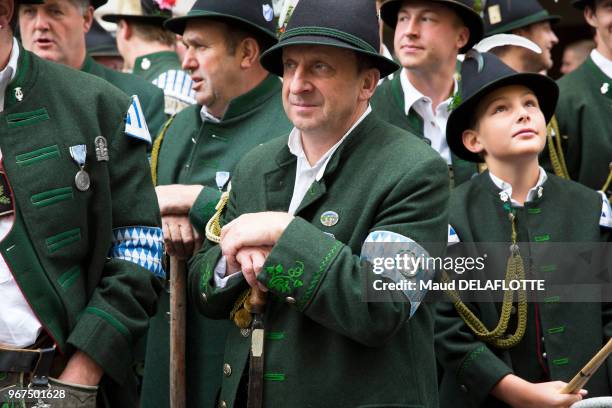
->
[75,169,90,191]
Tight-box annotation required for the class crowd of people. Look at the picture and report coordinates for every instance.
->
[0,0,611,407]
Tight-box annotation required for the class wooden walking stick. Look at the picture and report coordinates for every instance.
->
[169,256,186,408]
[562,337,612,394]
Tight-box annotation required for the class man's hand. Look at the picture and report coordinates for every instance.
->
[155,184,204,216]
[220,212,294,263]
[162,214,202,259]
[228,246,272,292]
[491,374,587,408]
[58,350,103,386]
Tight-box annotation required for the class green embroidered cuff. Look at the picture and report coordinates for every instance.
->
[456,345,513,406]
[257,217,342,311]
[189,186,222,235]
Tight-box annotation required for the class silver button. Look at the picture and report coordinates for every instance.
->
[192,137,197,144]
[165,311,171,322]
[285,297,296,304]
[542,352,547,359]
[240,328,251,337]
[460,384,468,392]
[219,401,227,408]
[201,293,207,302]
[223,363,232,377]
[185,164,190,168]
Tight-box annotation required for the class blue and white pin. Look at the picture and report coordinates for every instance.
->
[70,144,90,191]
[216,171,230,191]
[262,3,274,22]
[320,210,339,227]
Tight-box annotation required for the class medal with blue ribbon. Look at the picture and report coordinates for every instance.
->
[69,145,90,192]
[215,171,230,191]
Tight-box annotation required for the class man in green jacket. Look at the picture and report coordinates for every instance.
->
[18,0,166,135]
[189,0,450,406]
[103,0,196,115]
[0,0,163,406]
[371,0,484,187]
[141,1,291,406]
[555,0,612,197]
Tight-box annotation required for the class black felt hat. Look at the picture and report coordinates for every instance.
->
[379,0,484,53]
[164,0,277,48]
[446,51,559,163]
[103,0,173,25]
[483,0,560,36]
[260,0,400,78]
[87,19,119,57]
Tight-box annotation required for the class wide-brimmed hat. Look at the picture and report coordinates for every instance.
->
[164,0,277,50]
[260,0,400,78]
[103,0,173,25]
[446,51,558,163]
[87,19,120,57]
[379,0,484,53]
[483,0,560,36]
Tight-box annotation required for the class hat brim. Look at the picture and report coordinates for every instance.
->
[486,12,561,36]
[380,0,484,53]
[259,34,400,78]
[102,14,168,25]
[164,10,276,44]
[446,73,559,163]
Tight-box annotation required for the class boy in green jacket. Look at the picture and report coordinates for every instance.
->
[435,50,612,407]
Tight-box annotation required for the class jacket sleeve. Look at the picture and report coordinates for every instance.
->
[66,102,164,385]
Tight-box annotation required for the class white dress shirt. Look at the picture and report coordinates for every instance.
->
[489,167,548,207]
[214,107,372,287]
[0,38,20,113]
[591,49,612,80]
[400,69,456,164]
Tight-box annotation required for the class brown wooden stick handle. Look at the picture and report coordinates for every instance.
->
[169,257,186,408]
[249,286,268,314]
[561,337,612,394]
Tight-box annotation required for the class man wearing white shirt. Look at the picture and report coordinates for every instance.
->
[555,0,612,195]
[371,0,483,186]
[189,0,450,406]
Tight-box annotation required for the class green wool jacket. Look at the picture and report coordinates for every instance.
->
[435,172,612,407]
[371,73,479,187]
[81,55,166,136]
[189,113,450,408]
[142,75,292,408]
[555,56,612,195]
[132,51,196,115]
[1,47,163,405]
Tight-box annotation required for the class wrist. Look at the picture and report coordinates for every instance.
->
[491,374,528,406]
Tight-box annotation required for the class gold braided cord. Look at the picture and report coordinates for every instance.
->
[150,115,176,186]
[444,214,528,349]
[546,117,569,180]
[204,185,231,244]
[601,163,612,202]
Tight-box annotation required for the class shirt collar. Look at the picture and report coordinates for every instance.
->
[591,49,612,80]
[489,167,548,206]
[288,105,372,181]
[0,38,20,97]
[399,68,457,116]
[199,105,221,124]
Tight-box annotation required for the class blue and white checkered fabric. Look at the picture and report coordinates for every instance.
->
[110,226,165,278]
[125,95,152,145]
[152,70,196,105]
[599,192,612,229]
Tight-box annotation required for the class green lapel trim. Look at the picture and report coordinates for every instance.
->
[390,74,424,137]
[133,51,180,77]
[223,75,282,121]
[5,45,34,110]
[84,306,130,339]
[584,56,612,101]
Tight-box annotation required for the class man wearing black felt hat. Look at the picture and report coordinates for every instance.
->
[482,0,559,74]
[188,0,450,407]
[371,0,484,187]
[18,0,166,136]
[103,0,196,115]
[142,1,292,407]
[554,0,612,198]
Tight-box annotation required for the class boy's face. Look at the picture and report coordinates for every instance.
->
[585,0,612,58]
[462,85,547,163]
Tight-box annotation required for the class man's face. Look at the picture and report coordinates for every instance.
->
[281,45,374,139]
[586,0,612,58]
[181,20,242,114]
[393,0,468,71]
[19,0,92,69]
[518,21,558,71]
[560,48,582,75]
[464,85,547,164]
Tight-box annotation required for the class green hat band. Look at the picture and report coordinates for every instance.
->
[280,26,378,54]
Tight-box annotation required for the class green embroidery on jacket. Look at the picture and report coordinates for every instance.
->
[0,186,10,205]
[267,261,304,293]
[263,373,286,382]
[201,262,213,292]
[297,241,342,310]
[458,345,487,378]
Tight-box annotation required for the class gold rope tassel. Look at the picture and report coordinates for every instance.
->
[600,163,612,202]
[546,117,569,180]
[204,185,231,244]
[443,213,528,349]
